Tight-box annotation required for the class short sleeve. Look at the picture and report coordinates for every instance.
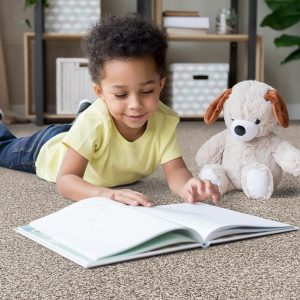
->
[62,114,104,161]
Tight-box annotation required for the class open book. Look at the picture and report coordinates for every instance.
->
[15,197,298,268]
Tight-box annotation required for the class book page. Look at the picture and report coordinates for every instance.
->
[109,230,196,258]
[28,197,189,261]
[135,203,294,242]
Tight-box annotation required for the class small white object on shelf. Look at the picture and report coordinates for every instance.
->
[163,16,209,29]
[56,58,96,115]
[215,8,237,34]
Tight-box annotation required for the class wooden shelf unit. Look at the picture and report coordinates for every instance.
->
[24,32,263,120]
[27,0,262,123]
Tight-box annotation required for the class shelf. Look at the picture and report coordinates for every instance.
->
[25,32,84,40]
[167,33,264,82]
[167,33,257,42]
[26,32,257,42]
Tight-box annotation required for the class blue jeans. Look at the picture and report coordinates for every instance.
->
[0,122,71,173]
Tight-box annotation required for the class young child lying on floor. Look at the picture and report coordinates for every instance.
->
[0,14,220,206]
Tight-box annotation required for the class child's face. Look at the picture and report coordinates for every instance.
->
[93,56,165,138]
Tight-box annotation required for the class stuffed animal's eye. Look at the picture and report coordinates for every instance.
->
[231,118,234,121]
[255,119,261,125]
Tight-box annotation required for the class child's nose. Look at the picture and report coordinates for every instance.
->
[128,95,142,109]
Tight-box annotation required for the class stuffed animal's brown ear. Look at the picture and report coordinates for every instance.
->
[264,90,289,128]
[204,88,232,124]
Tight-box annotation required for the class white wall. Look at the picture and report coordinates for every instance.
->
[0,0,34,114]
[257,1,300,118]
[0,0,299,118]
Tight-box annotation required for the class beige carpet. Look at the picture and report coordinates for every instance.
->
[1,121,299,300]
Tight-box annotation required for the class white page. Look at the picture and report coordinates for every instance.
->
[29,197,186,261]
[135,203,293,242]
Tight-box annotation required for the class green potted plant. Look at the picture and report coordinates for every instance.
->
[260,0,300,64]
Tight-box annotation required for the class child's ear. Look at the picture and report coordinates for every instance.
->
[93,83,102,97]
[159,77,166,91]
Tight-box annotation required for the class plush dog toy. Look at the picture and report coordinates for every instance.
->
[196,80,300,199]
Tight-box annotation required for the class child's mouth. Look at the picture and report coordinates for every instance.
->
[126,113,146,120]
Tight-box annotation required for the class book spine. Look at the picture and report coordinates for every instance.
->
[165,28,208,36]
[163,10,199,17]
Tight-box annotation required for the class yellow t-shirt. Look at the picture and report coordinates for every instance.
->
[35,99,181,187]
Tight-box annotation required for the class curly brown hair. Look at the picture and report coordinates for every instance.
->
[82,13,168,83]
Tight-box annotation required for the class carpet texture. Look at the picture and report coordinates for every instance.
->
[1,121,299,300]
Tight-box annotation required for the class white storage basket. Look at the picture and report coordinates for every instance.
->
[165,63,229,117]
[56,58,96,114]
[44,0,101,33]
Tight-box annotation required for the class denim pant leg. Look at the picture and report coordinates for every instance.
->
[0,123,17,141]
[0,122,71,173]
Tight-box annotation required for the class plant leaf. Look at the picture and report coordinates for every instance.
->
[281,47,300,63]
[275,35,300,47]
[260,8,300,30]
[24,0,37,8]
[265,0,300,11]
[25,19,32,28]
[42,0,49,7]
[24,0,49,8]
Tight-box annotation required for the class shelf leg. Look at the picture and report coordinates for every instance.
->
[34,0,45,125]
[247,0,257,80]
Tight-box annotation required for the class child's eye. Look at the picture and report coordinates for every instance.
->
[141,90,154,94]
[114,94,128,98]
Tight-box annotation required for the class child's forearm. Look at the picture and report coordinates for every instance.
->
[56,174,112,201]
[167,167,193,198]
[56,174,154,206]
[163,158,221,203]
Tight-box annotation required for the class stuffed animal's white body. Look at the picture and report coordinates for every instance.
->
[196,80,300,199]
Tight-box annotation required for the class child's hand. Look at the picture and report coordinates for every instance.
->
[181,178,221,204]
[105,188,154,207]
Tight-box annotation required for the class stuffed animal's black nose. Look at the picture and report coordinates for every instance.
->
[234,125,246,136]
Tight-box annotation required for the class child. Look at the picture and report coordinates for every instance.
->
[0,14,220,206]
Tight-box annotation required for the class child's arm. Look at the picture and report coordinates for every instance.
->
[162,157,220,203]
[56,147,153,207]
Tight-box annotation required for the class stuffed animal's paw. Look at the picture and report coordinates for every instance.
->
[199,164,232,195]
[241,163,274,199]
